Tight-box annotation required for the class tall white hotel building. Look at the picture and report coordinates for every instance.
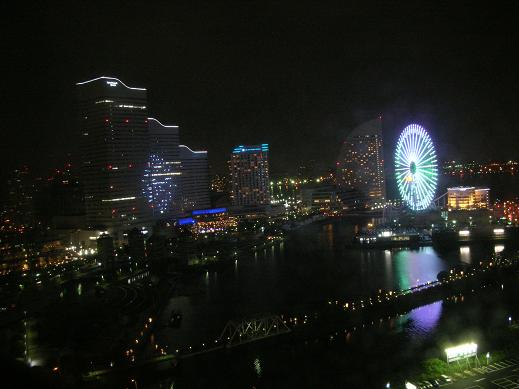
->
[77,76,151,234]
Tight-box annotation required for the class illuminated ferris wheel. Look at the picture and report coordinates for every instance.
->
[395,124,438,211]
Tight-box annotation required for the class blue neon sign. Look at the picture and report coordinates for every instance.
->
[178,217,195,225]
[192,208,227,216]
[232,144,269,154]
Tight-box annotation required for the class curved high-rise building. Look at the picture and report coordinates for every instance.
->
[146,118,181,219]
[77,76,151,232]
[179,145,210,212]
[336,118,386,209]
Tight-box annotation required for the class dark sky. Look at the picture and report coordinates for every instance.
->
[3,2,519,176]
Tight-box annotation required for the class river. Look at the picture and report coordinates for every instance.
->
[145,219,517,388]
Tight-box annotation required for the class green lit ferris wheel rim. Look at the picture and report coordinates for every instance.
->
[395,124,438,211]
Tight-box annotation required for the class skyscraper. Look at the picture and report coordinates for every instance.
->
[229,144,270,207]
[336,118,385,209]
[145,118,181,219]
[2,167,36,228]
[179,145,211,212]
[48,164,85,228]
[77,76,150,233]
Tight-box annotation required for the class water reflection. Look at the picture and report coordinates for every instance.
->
[149,220,519,389]
[321,223,334,251]
[157,221,492,349]
[253,357,262,377]
[396,300,443,338]
[392,247,446,290]
[384,250,393,287]
[459,246,471,264]
[409,300,443,335]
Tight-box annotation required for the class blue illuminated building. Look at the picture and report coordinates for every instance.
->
[232,144,269,154]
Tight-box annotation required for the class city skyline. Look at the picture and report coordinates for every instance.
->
[3,4,519,388]
[3,3,519,177]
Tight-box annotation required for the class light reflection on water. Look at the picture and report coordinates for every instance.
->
[460,246,471,264]
[152,220,519,388]
[392,247,446,290]
[396,300,443,339]
[495,244,505,253]
[159,221,503,349]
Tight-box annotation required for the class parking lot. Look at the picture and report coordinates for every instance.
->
[415,358,519,389]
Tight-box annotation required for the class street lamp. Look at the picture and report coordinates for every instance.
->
[509,316,512,325]
[386,383,391,389]
[24,311,28,365]
[486,352,490,365]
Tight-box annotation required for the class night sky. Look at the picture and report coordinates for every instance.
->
[4,2,519,176]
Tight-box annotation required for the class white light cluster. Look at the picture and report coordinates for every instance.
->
[76,76,146,91]
[445,342,477,362]
[117,104,147,109]
[143,154,174,215]
[102,197,137,202]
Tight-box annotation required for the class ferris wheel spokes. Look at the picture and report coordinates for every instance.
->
[394,124,438,211]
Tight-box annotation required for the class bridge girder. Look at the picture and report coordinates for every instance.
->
[219,314,290,348]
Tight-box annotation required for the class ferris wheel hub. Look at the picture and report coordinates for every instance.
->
[410,161,417,174]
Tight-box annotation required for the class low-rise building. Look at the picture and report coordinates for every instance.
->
[447,187,490,210]
[301,185,339,210]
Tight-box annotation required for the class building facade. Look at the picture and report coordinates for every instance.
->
[336,118,386,209]
[145,118,181,219]
[301,185,339,210]
[77,76,151,233]
[48,165,85,229]
[229,144,270,207]
[179,145,211,212]
[447,187,490,210]
[128,227,145,261]
[2,167,36,228]
[97,233,115,268]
